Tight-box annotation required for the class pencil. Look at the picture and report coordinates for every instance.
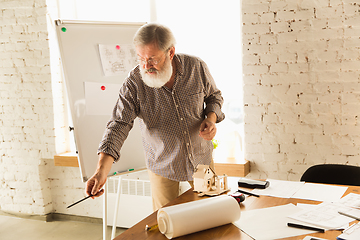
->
[67,194,93,209]
[287,223,325,233]
[145,224,158,231]
[237,189,260,197]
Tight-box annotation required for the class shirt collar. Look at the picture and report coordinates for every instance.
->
[173,54,184,76]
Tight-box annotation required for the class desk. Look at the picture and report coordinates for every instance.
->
[114,184,360,240]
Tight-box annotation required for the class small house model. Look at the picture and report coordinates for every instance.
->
[193,164,229,196]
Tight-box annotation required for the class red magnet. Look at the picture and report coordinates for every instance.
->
[116,45,120,50]
[101,86,106,91]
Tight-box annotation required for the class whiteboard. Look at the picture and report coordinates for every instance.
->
[55,20,146,182]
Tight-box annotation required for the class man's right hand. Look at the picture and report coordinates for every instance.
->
[85,153,115,198]
[85,171,107,198]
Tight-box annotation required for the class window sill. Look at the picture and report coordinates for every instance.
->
[54,152,79,167]
[214,160,250,177]
[54,153,250,177]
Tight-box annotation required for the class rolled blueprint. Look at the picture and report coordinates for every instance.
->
[157,195,241,239]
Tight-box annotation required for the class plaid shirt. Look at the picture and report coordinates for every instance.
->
[98,54,225,181]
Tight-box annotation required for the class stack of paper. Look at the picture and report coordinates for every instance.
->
[235,180,360,239]
[288,202,354,230]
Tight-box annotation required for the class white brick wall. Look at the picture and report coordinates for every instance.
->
[0,0,56,215]
[0,0,102,218]
[243,0,360,180]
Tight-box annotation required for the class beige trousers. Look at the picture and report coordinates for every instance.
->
[147,170,193,211]
[148,160,214,211]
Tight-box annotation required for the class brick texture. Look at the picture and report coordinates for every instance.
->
[0,0,55,215]
[243,0,360,180]
[0,0,104,217]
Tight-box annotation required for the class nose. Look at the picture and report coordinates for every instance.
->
[144,61,153,69]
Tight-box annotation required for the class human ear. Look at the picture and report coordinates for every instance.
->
[169,46,175,60]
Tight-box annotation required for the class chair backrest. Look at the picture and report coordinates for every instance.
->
[300,164,360,186]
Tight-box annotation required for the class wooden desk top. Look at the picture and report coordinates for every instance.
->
[114,184,360,240]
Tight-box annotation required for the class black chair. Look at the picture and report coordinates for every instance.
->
[300,164,360,186]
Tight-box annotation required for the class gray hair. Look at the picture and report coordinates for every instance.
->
[133,23,176,52]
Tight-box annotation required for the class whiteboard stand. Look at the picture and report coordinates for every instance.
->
[105,169,150,239]
[103,181,108,240]
[111,175,123,239]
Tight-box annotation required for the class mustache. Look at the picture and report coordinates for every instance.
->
[145,68,158,73]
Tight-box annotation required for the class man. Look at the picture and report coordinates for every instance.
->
[85,23,225,211]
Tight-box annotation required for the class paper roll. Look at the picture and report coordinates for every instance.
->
[157,195,241,239]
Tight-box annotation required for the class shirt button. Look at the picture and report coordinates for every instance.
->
[180,118,183,121]
[183,131,187,134]
[186,143,189,146]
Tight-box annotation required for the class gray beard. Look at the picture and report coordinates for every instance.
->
[140,56,173,88]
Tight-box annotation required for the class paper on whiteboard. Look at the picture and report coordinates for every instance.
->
[157,195,240,239]
[98,44,137,76]
[84,82,121,116]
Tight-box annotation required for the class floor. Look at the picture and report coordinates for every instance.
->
[0,214,127,240]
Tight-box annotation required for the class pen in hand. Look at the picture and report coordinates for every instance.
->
[67,194,94,209]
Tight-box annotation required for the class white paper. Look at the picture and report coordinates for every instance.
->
[157,195,240,239]
[291,182,348,202]
[98,44,137,76]
[288,202,354,229]
[302,236,328,240]
[337,193,360,208]
[251,179,305,198]
[297,203,319,210]
[84,82,121,116]
[337,222,360,240]
[251,180,348,202]
[339,207,360,221]
[234,204,317,240]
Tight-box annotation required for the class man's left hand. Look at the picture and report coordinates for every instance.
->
[199,118,217,140]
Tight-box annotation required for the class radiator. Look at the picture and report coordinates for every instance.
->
[106,170,191,228]
[106,170,152,228]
